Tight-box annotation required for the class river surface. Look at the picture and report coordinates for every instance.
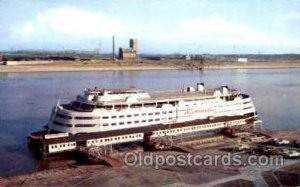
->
[0,68,300,176]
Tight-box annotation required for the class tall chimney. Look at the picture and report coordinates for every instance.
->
[112,35,115,61]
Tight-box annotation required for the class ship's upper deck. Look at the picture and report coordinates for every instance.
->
[75,84,240,106]
[85,87,146,96]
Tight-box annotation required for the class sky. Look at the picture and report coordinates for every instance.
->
[0,0,299,54]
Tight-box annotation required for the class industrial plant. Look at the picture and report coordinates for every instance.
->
[118,38,138,60]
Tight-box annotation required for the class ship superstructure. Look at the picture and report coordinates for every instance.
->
[29,83,259,155]
[49,83,257,135]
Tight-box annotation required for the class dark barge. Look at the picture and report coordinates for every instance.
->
[28,113,258,156]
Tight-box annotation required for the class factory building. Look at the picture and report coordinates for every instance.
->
[119,38,138,60]
[118,48,137,59]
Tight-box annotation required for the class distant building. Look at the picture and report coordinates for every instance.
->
[119,38,138,60]
[119,48,137,59]
[238,58,248,63]
[185,55,192,61]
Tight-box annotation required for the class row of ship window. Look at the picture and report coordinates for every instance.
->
[88,134,142,144]
[50,142,76,149]
[88,122,231,142]
[72,96,242,111]
[72,101,178,110]
[87,121,232,143]
[53,117,175,128]
[88,121,232,143]
[53,120,95,127]
[102,111,173,119]
[58,104,247,121]
[153,121,237,135]
[102,117,174,126]
[56,113,98,120]
[51,120,245,150]
[56,111,174,120]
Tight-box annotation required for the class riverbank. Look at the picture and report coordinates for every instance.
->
[1,60,300,73]
[0,61,177,73]
[1,128,300,186]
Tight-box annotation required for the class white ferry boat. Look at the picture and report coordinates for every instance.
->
[48,83,257,134]
[29,83,259,155]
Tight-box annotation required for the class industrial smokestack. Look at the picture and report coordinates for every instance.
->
[112,35,115,61]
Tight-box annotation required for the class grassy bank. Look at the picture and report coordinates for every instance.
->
[1,59,300,73]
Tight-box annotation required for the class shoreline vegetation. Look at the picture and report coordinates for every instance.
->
[1,59,300,73]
